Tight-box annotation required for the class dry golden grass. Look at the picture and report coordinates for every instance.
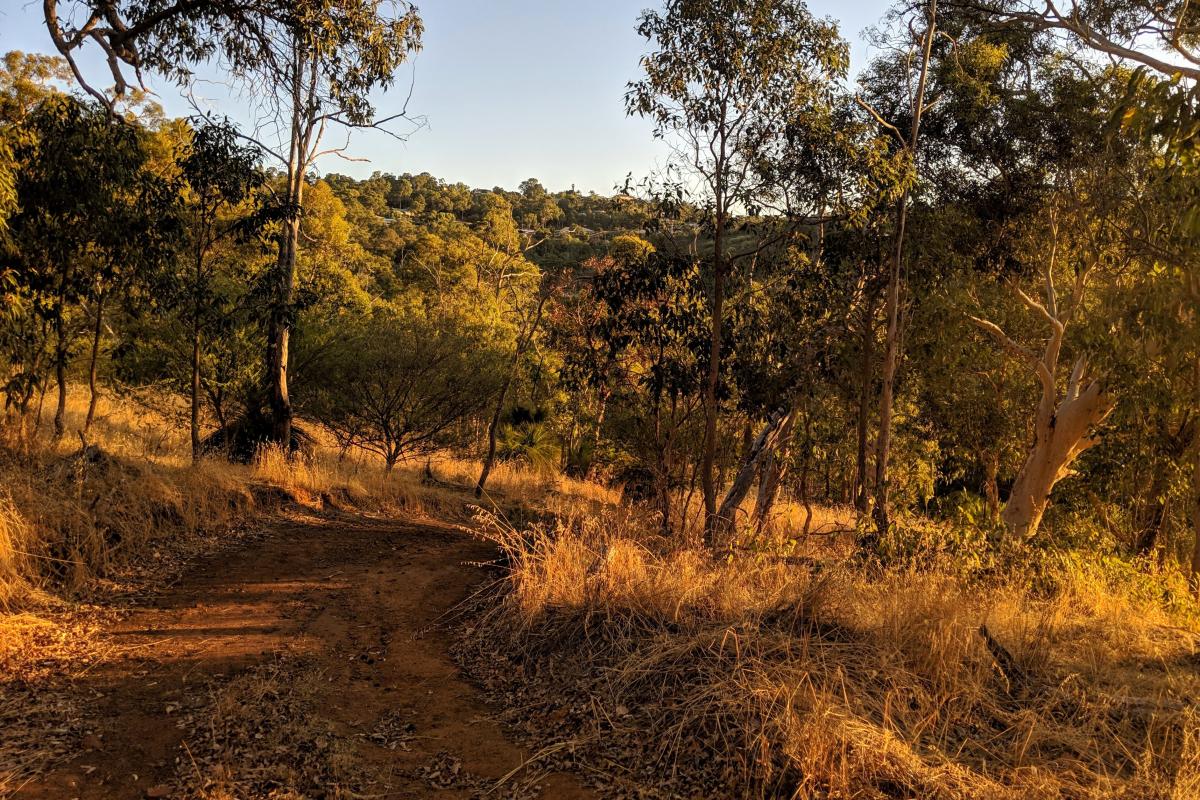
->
[0,386,602,614]
[464,505,1200,800]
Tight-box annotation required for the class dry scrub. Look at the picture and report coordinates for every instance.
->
[0,387,551,612]
[459,507,1200,799]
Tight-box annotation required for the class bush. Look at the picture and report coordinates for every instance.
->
[301,304,506,471]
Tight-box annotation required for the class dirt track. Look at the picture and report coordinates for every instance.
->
[12,510,593,799]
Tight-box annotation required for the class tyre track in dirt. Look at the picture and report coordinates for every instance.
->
[12,509,593,799]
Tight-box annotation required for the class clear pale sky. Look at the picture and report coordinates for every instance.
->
[0,0,892,193]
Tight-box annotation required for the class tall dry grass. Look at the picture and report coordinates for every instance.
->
[463,505,1200,799]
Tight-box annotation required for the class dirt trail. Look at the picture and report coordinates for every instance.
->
[13,510,593,799]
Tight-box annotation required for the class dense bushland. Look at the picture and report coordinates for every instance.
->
[5,0,1200,796]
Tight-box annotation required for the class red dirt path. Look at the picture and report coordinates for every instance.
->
[12,510,593,799]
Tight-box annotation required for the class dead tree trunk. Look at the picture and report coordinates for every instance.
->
[84,292,104,433]
[970,220,1112,541]
[714,404,795,539]
[754,409,798,533]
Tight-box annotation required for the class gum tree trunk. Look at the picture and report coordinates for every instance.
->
[855,294,876,516]
[714,403,795,538]
[872,0,937,537]
[971,215,1112,541]
[1001,378,1111,539]
[268,198,301,448]
[754,406,798,533]
[84,293,104,433]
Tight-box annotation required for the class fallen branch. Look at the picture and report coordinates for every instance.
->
[978,624,1027,693]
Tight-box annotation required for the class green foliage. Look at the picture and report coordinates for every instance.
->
[301,303,506,468]
[497,418,559,473]
[2,93,181,416]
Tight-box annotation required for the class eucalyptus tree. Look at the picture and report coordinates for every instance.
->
[40,0,287,111]
[969,202,1118,540]
[6,95,179,439]
[233,0,423,449]
[626,0,849,542]
[856,0,938,537]
[574,240,709,537]
[176,120,268,459]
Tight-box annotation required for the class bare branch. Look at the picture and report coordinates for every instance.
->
[855,95,907,145]
[968,314,1057,391]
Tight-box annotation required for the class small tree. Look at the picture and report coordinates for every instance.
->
[7,95,177,439]
[176,120,267,459]
[304,306,504,472]
[571,240,709,537]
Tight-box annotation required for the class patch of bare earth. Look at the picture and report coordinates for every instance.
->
[2,510,594,799]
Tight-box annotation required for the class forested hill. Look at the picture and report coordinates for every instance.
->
[323,172,656,276]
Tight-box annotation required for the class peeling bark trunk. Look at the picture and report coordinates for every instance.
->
[714,404,794,538]
[1002,379,1111,539]
[971,214,1111,542]
[267,40,322,450]
[754,408,797,533]
[586,389,609,477]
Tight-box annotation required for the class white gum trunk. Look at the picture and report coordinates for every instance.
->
[1002,378,1111,539]
[971,216,1112,541]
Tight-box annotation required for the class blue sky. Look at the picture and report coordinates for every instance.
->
[1,0,892,193]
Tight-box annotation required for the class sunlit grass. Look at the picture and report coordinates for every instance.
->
[467,503,1200,799]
